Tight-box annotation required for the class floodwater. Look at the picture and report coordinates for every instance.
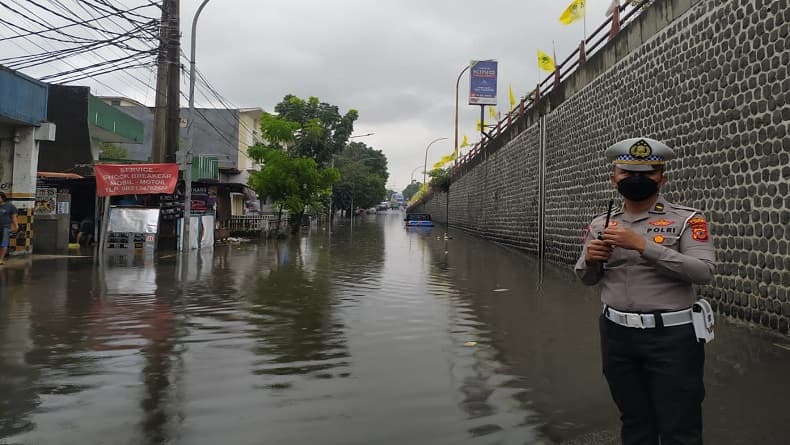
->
[1,212,788,445]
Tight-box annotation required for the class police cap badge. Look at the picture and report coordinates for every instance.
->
[604,137,676,172]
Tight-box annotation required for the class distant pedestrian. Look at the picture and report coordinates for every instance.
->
[575,138,716,445]
[76,216,95,246]
[0,192,19,265]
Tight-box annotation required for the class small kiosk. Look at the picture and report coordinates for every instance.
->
[94,163,179,254]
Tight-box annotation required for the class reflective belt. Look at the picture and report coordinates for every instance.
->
[604,306,693,329]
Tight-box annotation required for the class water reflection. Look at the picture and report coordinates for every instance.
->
[0,215,788,444]
[0,261,39,437]
[424,230,611,443]
[246,238,351,382]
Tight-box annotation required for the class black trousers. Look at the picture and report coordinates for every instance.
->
[600,314,705,445]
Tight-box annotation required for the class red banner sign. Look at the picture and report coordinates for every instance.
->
[95,164,179,197]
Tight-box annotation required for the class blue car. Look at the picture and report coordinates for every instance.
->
[404,213,434,227]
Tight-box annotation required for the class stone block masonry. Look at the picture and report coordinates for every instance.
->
[414,0,790,334]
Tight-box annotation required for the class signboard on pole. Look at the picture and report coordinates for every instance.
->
[94,164,179,197]
[468,60,498,105]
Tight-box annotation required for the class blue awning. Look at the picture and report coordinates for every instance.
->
[0,65,48,126]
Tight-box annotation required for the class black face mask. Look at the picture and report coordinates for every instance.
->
[617,175,659,201]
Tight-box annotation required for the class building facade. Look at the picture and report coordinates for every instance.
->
[0,66,56,253]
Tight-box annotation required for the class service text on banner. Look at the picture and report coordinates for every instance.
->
[95,164,179,197]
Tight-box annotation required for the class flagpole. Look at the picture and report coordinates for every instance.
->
[584,0,587,39]
[552,40,559,85]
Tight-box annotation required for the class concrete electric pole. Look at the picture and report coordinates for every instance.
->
[165,0,181,163]
[151,0,170,163]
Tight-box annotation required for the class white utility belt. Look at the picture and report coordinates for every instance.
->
[604,299,716,343]
[604,306,692,329]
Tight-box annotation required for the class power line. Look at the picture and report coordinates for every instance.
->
[34,0,161,98]
[184,60,260,142]
[0,15,149,99]
[0,0,161,100]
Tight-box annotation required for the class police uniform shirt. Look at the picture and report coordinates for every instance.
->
[574,196,716,312]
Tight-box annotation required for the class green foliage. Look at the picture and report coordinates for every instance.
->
[248,113,298,161]
[429,168,451,193]
[402,182,422,201]
[99,142,128,160]
[272,95,359,166]
[332,142,389,211]
[249,148,339,231]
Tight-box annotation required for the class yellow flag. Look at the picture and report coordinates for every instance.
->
[509,84,516,110]
[559,0,585,25]
[461,134,469,148]
[488,106,497,120]
[538,50,556,72]
[476,120,483,131]
[432,152,458,169]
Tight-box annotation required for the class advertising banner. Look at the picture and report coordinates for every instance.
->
[95,164,179,197]
[468,60,498,105]
[34,187,57,215]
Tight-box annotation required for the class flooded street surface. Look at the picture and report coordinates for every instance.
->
[1,212,789,444]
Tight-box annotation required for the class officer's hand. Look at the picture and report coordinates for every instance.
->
[602,225,647,253]
[585,239,612,263]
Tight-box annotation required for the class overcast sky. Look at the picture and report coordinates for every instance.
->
[3,0,620,191]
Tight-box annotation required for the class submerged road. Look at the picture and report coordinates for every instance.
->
[1,212,788,444]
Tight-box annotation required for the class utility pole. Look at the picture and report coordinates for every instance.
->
[151,0,170,163]
[165,0,181,163]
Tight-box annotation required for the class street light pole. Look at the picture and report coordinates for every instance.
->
[410,165,422,183]
[182,0,212,252]
[423,137,449,185]
[188,0,211,110]
[454,64,470,164]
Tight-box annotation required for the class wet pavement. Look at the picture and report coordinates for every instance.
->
[0,212,788,444]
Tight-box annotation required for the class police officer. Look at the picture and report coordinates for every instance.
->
[575,138,716,445]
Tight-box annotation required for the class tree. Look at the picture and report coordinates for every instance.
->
[270,95,359,166]
[428,168,450,193]
[402,182,422,201]
[99,142,128,160]
[332,142,388,213]
[248,148,339,233]
[429,168,451,226]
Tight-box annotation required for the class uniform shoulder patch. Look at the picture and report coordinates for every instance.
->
[688,216,707,226]
[687,215,709,242]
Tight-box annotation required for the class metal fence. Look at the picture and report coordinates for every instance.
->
[228,214,278,232]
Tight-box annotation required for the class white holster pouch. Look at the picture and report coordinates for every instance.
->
[691,299,715,343]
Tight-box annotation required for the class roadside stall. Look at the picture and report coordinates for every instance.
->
[94,164,179,254]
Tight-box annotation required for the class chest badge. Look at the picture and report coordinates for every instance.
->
[649,219,674,227]
[653,235,665,244]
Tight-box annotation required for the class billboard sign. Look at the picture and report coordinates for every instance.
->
[468,60,498,105]
[95,163,179,197]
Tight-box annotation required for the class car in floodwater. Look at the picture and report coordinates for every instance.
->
[404,213,434,227]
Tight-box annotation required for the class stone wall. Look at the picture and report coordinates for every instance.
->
[414,0,790,333]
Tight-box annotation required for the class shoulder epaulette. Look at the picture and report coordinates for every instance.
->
[591,206,623,221]
[668,203,702,214]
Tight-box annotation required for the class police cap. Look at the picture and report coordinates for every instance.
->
[604,137,675,172]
